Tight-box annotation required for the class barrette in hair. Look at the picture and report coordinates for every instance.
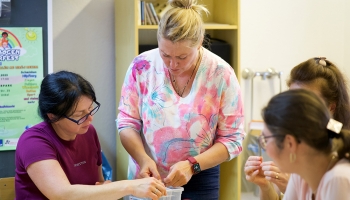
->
[315,57,327,67]
[327,118,343,134]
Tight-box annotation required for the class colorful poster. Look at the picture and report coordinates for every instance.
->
[0,27,43,151]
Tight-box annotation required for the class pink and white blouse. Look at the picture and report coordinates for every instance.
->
[117,48,245,179]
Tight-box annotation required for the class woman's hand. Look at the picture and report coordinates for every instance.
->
[163,160,193,187]
[244,156,269,187]
[138,157,161,180]
[260,161,290,193]
[131,177,167,200]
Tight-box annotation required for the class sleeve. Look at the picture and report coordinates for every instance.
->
[16,129,57,169]
[282,174,299,200]
[215,67,246,160]
[320,174,350,199]
[116,57,143,133]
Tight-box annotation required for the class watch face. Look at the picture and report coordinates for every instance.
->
[193,163,201,174]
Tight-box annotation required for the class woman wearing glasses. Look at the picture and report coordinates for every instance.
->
[244,57,350,199]
[259,89,350,199]
[15,71,166,200]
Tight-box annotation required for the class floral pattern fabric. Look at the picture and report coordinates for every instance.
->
[117,48,245,179]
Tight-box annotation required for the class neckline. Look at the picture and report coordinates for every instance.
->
[168,47,203,98]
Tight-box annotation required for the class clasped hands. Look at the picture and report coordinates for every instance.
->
[244,156,289,192]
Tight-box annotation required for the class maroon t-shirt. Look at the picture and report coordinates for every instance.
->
[15,121,102,200]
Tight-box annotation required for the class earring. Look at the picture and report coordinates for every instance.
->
[289,153,296,163]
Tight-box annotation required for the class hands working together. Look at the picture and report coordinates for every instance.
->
[138,157,193,188]
[244,156,289,194]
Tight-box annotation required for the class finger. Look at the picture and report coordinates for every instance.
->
[244,165,260,174]
[140,171,151,178]
[261,161,276,166]
[163,171,175,184]
[261,165,281,174]
[245,160,263,167]
[260,161,277,168]
[150,168,161,180]
[247,156,262,162]
[246,169,260,181]
[264,171,279,180]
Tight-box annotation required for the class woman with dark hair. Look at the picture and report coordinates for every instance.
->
[260,89,350,199]
[244,57,350,199]
[15,71,166,200]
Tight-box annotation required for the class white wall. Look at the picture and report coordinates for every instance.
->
[240,0,350,124]
[52,0,116,180]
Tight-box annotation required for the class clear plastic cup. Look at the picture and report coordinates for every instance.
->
[127,187,184,200]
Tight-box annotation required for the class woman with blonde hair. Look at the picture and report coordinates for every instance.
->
[117,0,245,199]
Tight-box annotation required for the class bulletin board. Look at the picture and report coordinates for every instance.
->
[0,0,48,178]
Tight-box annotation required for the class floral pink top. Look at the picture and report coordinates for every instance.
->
[117,48,245,179]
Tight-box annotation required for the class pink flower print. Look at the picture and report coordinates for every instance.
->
[133,59,151,75]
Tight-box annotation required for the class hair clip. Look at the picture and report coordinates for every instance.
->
[185,5,192,9]
[327,118,343,134]
[315,57,327,67]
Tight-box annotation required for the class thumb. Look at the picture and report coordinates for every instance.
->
[139,171,151,178]
[150,168,161,180]
[163,171,175,184]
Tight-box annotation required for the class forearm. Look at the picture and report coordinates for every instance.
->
[49,180,133,200]
[119,128,150,164]
[259,181,280,200]
[195,142,229,170]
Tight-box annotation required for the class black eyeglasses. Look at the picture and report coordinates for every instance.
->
[258,134,285,150]
[64,101,100,125]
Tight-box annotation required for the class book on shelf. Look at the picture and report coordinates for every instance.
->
[139,1,161,25]
[148,2,159,25]
[143,2,150,25]
[145,2,156,25]
[140,1,145,25]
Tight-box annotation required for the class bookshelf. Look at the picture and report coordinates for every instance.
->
[115,0,241,200]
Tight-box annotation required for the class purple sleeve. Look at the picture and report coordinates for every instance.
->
[17,129,57,169]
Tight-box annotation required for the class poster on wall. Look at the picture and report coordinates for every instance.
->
[0,27,43,151]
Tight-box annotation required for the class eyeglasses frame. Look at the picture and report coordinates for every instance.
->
[258,134,285,150]
[64,101,100,125]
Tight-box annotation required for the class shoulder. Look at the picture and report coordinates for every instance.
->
[318,159,350,197]
[323,159,350,182]
[202,48,235,77]
[18,122,52,145]
[132,49,160,68]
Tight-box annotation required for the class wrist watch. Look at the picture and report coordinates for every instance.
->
[187,157,201,175]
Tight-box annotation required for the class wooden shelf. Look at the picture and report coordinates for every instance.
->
[138,23,238,30]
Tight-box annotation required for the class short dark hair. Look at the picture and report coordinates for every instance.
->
[38,71,96,122]
[262,89,350,161]
[2,32,8,36]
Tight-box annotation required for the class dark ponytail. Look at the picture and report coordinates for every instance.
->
[335,130,350,161]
